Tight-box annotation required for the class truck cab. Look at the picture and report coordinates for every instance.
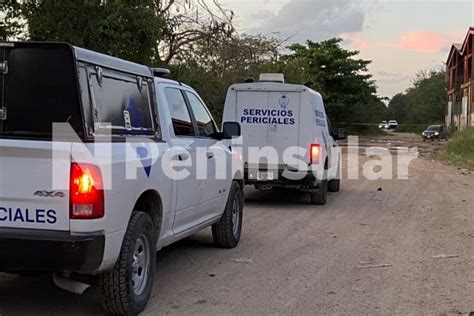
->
[0,42,243,315]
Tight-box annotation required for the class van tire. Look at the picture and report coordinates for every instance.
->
[328,179,340,192]
[212,181,243,249]
[98,212,156,316]
[310,180,328,205]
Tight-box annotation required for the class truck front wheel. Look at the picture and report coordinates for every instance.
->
[98,211,156,316]
[212,181,244,249]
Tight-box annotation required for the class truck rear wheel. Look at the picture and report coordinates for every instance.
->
[310,180,328,205]
[98,212,156,316]
[212,181,243,249]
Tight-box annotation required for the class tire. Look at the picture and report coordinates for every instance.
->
[212,181,244,249]
[310,179,328,205]
[98,212,156,316]
[328,179,340,192]
[328,159,341,193]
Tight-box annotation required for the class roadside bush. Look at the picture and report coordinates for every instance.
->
[446,128,474,156]
[438,128,474,169]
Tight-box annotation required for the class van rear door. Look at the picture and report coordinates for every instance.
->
[266,91,300,167]
[235,90,269,169]
[235,85,302,169]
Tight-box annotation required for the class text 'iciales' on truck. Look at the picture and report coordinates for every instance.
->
[0,42,244,315]
[222,73,346,205]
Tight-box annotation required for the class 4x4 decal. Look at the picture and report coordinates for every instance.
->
[34,190,66,198]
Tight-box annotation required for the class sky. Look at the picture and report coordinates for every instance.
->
[221,0,474,99]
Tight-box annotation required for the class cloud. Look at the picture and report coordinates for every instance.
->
[250,0,366,42]
[392,31,461,53]
[376,71,411,83]
[341,34,369,50]
[249,10,275,21]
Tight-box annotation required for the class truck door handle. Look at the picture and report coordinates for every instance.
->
[206,152,215,159]
[179,153,189,161]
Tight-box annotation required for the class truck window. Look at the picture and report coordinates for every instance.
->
[184,91,217,137]
[165,88,195,136]
[88,68,154,136]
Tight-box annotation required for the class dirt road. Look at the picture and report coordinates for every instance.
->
[0,133,473,315]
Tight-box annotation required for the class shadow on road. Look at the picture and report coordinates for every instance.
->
[0,232,217,316]
[244,187,339,207]
[0,272,103,315]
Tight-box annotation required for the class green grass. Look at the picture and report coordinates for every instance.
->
[437,128,474,169]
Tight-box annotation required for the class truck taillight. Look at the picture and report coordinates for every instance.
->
[70,163,104,219]
[310,144,321,165]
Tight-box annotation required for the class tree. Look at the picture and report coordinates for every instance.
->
[387,70,446,127]
[169,33,286,122]
[181,33,283,76]
[155,0,236,64]
[285,38,377,105]
[387,93,409,123]
[2,0,164,64]
[283,38,382,128]
[0,1,24,41]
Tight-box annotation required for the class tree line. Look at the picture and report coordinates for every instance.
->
[0,0,445,131]
[387,70,447,131]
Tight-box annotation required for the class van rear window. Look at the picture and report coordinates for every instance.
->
[0,44,83,138]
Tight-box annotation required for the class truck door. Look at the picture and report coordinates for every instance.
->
[183,90,227,218]
[163,87,203,234]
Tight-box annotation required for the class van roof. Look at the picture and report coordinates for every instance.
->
[231,82,304,92]
[230,81,321,96]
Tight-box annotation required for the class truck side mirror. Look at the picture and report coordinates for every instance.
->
[222,122,241,139]
[333,128,347,141]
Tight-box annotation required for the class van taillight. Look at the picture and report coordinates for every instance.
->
[70,163,104,219]
[310,144,321,165]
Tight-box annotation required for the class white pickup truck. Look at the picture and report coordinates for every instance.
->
[0,42,244,315]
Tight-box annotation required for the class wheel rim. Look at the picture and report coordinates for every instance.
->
[131,234,150,296]
[231,197,240,238]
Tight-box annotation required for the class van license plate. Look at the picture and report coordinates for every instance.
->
[257,171,274,181]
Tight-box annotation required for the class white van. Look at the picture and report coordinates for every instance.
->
[223,74,346,205]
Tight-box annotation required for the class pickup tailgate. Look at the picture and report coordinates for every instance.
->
[0,140,71,231]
